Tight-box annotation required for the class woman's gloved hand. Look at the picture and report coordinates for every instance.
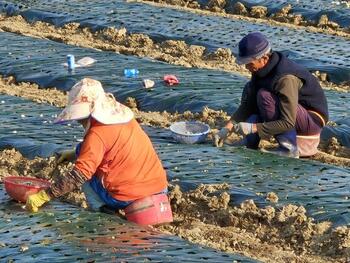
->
[56,149,76,164]
[213,127,231,147]
[25,190,51,212]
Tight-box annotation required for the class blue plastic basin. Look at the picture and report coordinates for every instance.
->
[170,121,210,144]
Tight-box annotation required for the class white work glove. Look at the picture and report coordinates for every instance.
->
[234,122,254,136]
[213,127,231,147]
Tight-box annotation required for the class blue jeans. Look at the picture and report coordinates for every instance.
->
[82,179,132,212]
[82,177,168,212]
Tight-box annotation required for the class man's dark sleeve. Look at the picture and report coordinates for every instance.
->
[256,75,302,139]
[231,81,258,123]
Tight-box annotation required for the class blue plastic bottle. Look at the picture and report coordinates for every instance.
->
[67,54,75,70]
[124,68,139,77]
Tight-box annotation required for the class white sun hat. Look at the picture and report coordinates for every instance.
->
[54,78,134,124]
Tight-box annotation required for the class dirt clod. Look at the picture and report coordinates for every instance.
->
[266,192,279,203]
[250,6,267,18]
[231,2,248,16]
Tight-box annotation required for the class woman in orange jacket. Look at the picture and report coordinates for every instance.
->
[26,78,171,224]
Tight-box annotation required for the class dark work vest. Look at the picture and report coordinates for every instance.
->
[251,52,329,122]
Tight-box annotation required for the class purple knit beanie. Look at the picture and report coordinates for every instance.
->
[236,32,271,65]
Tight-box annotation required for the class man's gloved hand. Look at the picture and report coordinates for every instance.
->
[56,149,76,164]
[25,190,51,212]
[234,122,254,136]
[213,127,231,147]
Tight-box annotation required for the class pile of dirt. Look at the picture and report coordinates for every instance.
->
[142,0,348,33]
[314,137,350,166]
[157,183,350,262]
[0,76,66,107]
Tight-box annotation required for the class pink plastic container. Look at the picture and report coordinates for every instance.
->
[163,75,179,86]
[124,193,173,225]
[3,176,51,203]
[296,134,320,157]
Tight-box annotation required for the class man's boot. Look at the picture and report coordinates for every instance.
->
[262,130,299,158]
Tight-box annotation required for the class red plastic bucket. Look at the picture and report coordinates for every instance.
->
[124,193,173,225]
[3,176,51,203]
